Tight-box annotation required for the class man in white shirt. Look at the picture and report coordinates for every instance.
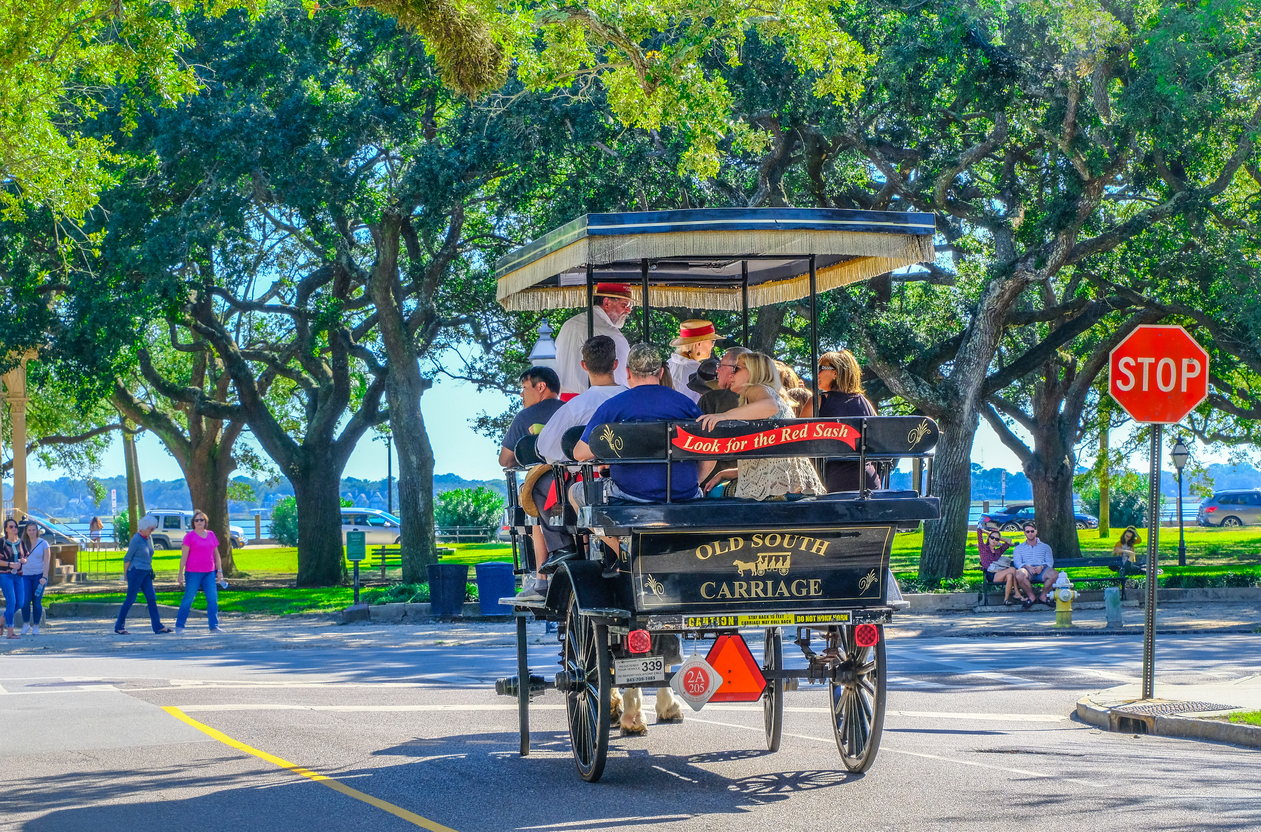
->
[1013,522,1058,609]
[536,336,626,463]
[554,283,633,395]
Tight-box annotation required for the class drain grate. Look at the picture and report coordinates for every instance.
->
[1112,700,1237,716]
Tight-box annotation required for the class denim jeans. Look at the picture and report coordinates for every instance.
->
[116,568,165,633]
[0,572,18,628]
[176,571,219,630]
[19,574,44,625]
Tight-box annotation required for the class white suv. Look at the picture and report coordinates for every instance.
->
[341,508,402,545]
[149,510,247,550]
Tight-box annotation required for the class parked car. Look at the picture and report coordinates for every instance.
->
[340,508,402,545]
[25,518,90,547]
[148,510,247,550]
[1197,490,1261,527]
[979,503,1099,532]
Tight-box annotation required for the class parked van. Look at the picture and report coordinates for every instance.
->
[341,508,402,545]
[149,510,247,550]
[1197,490,1261,527]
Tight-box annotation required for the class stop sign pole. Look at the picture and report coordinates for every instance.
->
[1108,325,1210,700]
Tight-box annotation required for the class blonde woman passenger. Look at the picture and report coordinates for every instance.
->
[697,352,824,500]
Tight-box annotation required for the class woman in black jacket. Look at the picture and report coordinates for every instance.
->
[815,350,882,493]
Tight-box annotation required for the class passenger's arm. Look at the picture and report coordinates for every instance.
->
[498,446,517,468]
[698,459,716,483]
[573,440,594,462]
[696,396,778,431]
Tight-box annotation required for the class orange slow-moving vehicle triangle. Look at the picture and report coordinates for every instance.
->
[704,634,767,702]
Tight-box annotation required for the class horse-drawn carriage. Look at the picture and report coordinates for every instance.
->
[492,208,941,782]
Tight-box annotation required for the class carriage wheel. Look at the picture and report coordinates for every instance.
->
[762,627,784,752]
[827,624,886,773]
[563,600,611,782]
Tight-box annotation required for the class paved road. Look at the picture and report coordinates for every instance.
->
[2,624,1259,831]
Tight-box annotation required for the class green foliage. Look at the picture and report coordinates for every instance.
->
[269,497,299,546]
[340,497,354,508]
[364,581,478,604]
[1077,469,1154,529]
[434,487,504,528]
[226,481,256,503]
[113,512,129,542]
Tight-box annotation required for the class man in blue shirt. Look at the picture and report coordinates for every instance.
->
[574,342,713,503]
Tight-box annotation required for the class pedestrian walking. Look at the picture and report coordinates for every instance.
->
[89,516,104,552]
[175,509,225,634]
[19,521,52,635]
[114,514,172,635]
[1,518,23,639]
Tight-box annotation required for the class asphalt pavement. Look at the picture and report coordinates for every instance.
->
[2,616,1259,831]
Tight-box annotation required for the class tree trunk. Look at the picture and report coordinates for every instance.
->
[132,437,146,516]
[918,411,977,580]
[389,371,438,583]
[186,443,238,576]
[292,452,347,586]
[750,306,785,354]
[1098,399,1110,538]
[1023,421,1082,560]
[123,428,139,533]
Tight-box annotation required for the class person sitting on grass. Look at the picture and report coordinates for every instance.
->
[1013,522,1058,609]
[978,526,1024,605]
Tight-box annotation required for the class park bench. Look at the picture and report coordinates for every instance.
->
[978,556,1147,605]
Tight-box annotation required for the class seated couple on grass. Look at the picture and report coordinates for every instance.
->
[979,522,1058,609]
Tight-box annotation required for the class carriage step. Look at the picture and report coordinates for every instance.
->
[495,675,548,697]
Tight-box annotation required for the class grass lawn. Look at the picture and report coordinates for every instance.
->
[69,586,359,616]
[1228,710,1261,726]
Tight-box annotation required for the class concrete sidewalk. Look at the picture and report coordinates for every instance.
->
[2,596,1258,656]
[1078,675,1261,749]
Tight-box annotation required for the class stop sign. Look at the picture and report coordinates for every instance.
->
[1109,325,1209,424]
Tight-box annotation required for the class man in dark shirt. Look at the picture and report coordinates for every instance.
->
[499,366,563,468]
[574,343,714,503]
[698,346,748,416]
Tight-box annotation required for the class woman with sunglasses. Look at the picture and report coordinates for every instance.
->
[1,518,23,638]
[978,526,1024,605]
[114,514,173,635]
[18,521,51,634]
[175,510,225,634]
[811,350,882,493]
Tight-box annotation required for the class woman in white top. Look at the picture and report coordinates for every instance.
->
[19,521,51,635]
[667,319,722,404]
[698,352,825,500]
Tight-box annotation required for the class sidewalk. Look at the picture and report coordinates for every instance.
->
[2,597,1258,656]
[1078,675,1261,749]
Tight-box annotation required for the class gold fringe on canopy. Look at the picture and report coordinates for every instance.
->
[497,231,935,312]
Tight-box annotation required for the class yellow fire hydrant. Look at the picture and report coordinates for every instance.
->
[1052,571,1079,628]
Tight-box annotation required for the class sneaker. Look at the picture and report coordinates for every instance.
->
[175,628,185,636]
[209,627,226,633]
[30,625,38,636]
[515,576,548,602]
[538,549,579,576]
[20,624,30,636]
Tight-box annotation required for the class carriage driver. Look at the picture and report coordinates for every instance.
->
[554,283,633,396]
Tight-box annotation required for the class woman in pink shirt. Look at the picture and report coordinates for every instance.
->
[176,510,225,634]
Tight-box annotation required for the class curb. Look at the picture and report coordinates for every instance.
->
[341,602,513,624]
[1077,696,1261,748]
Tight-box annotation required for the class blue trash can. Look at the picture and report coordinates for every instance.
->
[428,563,469,617]
[475,562,517,616]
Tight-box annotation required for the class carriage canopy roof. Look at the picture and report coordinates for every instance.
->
[494,208,935,312]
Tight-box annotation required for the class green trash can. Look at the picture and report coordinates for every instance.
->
[428,563,469,617]
[475,562,516,615]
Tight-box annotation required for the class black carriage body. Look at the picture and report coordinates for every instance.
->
[632,524,892,614]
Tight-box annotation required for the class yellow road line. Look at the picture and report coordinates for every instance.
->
[162,706,459,832]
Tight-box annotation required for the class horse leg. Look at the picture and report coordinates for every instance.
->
[655,686,683,722]
[610,688,623,722]
[620,687,647,736]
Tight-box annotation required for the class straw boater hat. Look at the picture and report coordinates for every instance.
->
[671,319,723,347]
[518,464,552,518]
[593,282,633,301]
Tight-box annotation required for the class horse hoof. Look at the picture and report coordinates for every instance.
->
[656,703,684,722]
[620,722,648,737]
[610,691,624,722]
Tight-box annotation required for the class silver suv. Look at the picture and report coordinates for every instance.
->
[1197,490,1261,527]
[149,510,247,549]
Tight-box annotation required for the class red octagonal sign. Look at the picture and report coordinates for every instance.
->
[1109,325,1209,424]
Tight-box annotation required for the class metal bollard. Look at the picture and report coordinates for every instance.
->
[1104,586,1123,628]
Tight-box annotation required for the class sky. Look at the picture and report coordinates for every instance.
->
[26,372,1233,486]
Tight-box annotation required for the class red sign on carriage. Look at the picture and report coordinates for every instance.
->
[672,422,858,455]
[1109,325,1209,424]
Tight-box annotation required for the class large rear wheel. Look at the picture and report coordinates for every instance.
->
[828,624,886,773]
[562,600,610,782]
[762,627,784,752]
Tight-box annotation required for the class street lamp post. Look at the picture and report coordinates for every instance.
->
[1171,438,1190,567]
[386,435,393,515]
[529,321,557,369]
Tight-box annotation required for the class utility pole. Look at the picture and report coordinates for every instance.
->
[387,435,393,515]
[1098,396,1110,538]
